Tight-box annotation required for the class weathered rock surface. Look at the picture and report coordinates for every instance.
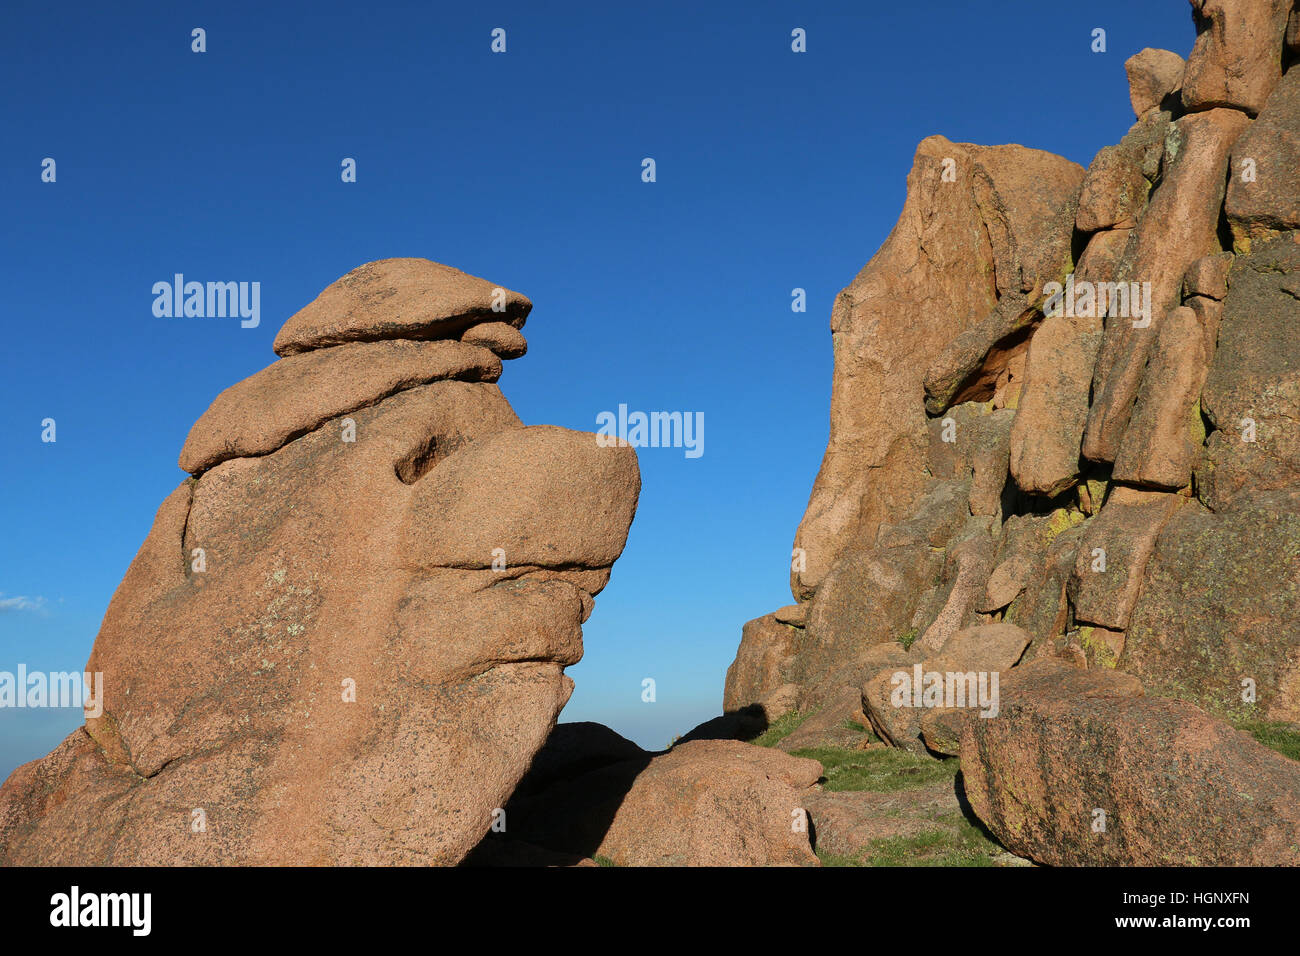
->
[912,524,999,656]
[1183,251,1234,299]
[802,780,962,857]
[1001,518,1082,654]
[1112,306,1212,489]
[1124,487,1300,723]
[1083,108,1250,464]
[1198,233,1300,508]
[461,320,528,358]
[774,685,871,753]
[1226,68,1300,244]
[961,665,1300,865]
[937,622,1031,671]
[791,138,1082,596]
[1010,228,1135,495]
[864,624,1029,755]
[0,263,639,866]
[772,603,807,627]
[795,540,940,707]
[401,424,640,573]
[1069,486,1184,631]
[1125,48,1185,117]
[1181,0,1292,115]
[178,339,502,474]
[982,514,1054,612]
[724,613,801,717]
[1075,112,1168,233]
[273,258,532,356]
[927,405,1016,516]
[478,736,823,867]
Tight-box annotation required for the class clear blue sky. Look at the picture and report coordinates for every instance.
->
[0,0,1191,775]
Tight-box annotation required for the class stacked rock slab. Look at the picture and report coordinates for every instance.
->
[727,2,1300,864]
[0,258,640,865]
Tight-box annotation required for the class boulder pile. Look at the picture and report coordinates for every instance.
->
[730,0,1300,865]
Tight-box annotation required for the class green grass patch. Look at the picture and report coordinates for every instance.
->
[817,813,1004,867]
[592,855,617,867]
[750,709,809,748]
[789,745,959,793]
[1235,719,1300,762]
[862,814,1002,866]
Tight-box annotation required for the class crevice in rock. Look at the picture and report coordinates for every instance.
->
[394,434,445,484]
[947,322,1036,409]
[1216,174,1238,253]
[178,477,197,578]
[282,310,517,355]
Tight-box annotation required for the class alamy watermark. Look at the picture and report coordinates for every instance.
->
[50,886,150,936]
[1043,273,1153,328]
[596,404,704,459]
[152,274,260,328]
[0,666,103,717]
[890,664,1000,718]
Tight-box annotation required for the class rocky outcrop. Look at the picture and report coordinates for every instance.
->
[471,728,824,867]
[1082,107,1250,464]
[1198,233,1300,508]
[735,0,1300,711]
[789,138,1082,598]
[729,1,1300,866]
[1125,48,1186,117]
[1123,486,1300,723]
[961,662,1300,866]
[1226,68,1300,242]
[0,259,639,866]
[1181,0,1293,115]
[272,258,531,355]
[724,613,801,718]
[178,339,503,473]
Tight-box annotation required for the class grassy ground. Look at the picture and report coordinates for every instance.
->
[817,812,1004,867]
[748,709,807,747]
[1235,719,1300,761]
[788,745,961,793]
[752,708,1011,865]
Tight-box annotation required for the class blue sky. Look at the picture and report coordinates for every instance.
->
[0,0,1192,774]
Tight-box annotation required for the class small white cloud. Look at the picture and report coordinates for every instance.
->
[0,594,48,613]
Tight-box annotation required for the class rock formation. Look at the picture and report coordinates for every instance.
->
[6,1,1299,871]
[470,725,823,867]
[0,258,641,865]
[730,0,1300,865]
